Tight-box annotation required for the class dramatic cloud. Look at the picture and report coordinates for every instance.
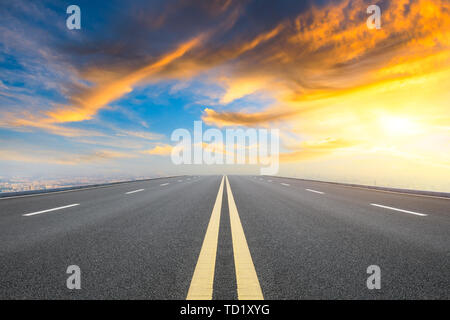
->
[198,0,450,164]
[202,108,297,127]
[203,0,450,125]
[47,37,203,123]
[1,0,449,190]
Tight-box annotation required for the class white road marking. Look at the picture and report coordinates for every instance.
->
[264,176,450,200]
[178,180,183,182]
[280,183,290,186]
[306,189,324,194]
[160,183,169,186]
[267,180,272,182]
[23,204,80,217]
[370,203,428,217]
[125,189,144,194]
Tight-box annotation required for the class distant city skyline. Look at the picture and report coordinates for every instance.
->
[0,174,158,193]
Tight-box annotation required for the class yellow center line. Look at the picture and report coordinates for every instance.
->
[186,176,225,300]
[225,176,264,300]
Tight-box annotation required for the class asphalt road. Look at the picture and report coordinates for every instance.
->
[0,175,448,299]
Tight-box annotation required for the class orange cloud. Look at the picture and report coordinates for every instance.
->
[202,107,297,127]
[142,144,173,156]
[280,138,357,162]
[202,0,450,127]
[46,36,203,123]
[0,112,105,137]
[0,148,134,165]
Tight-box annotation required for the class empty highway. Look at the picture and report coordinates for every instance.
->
[0,175,448,299]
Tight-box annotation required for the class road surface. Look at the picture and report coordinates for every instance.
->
[0,175,448,299]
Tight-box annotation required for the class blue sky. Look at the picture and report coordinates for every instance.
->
[1,0,449,191]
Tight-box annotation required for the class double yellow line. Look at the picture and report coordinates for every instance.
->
[186,176,263,300]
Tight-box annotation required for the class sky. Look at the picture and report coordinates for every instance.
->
[0,0,449,191]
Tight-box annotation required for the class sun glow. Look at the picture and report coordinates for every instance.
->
[379,116,421,136]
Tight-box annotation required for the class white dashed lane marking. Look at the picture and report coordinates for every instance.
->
[125,189,145,195]
[306,189,324,195]
[23,204,80,217]
[370,203,428,217]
